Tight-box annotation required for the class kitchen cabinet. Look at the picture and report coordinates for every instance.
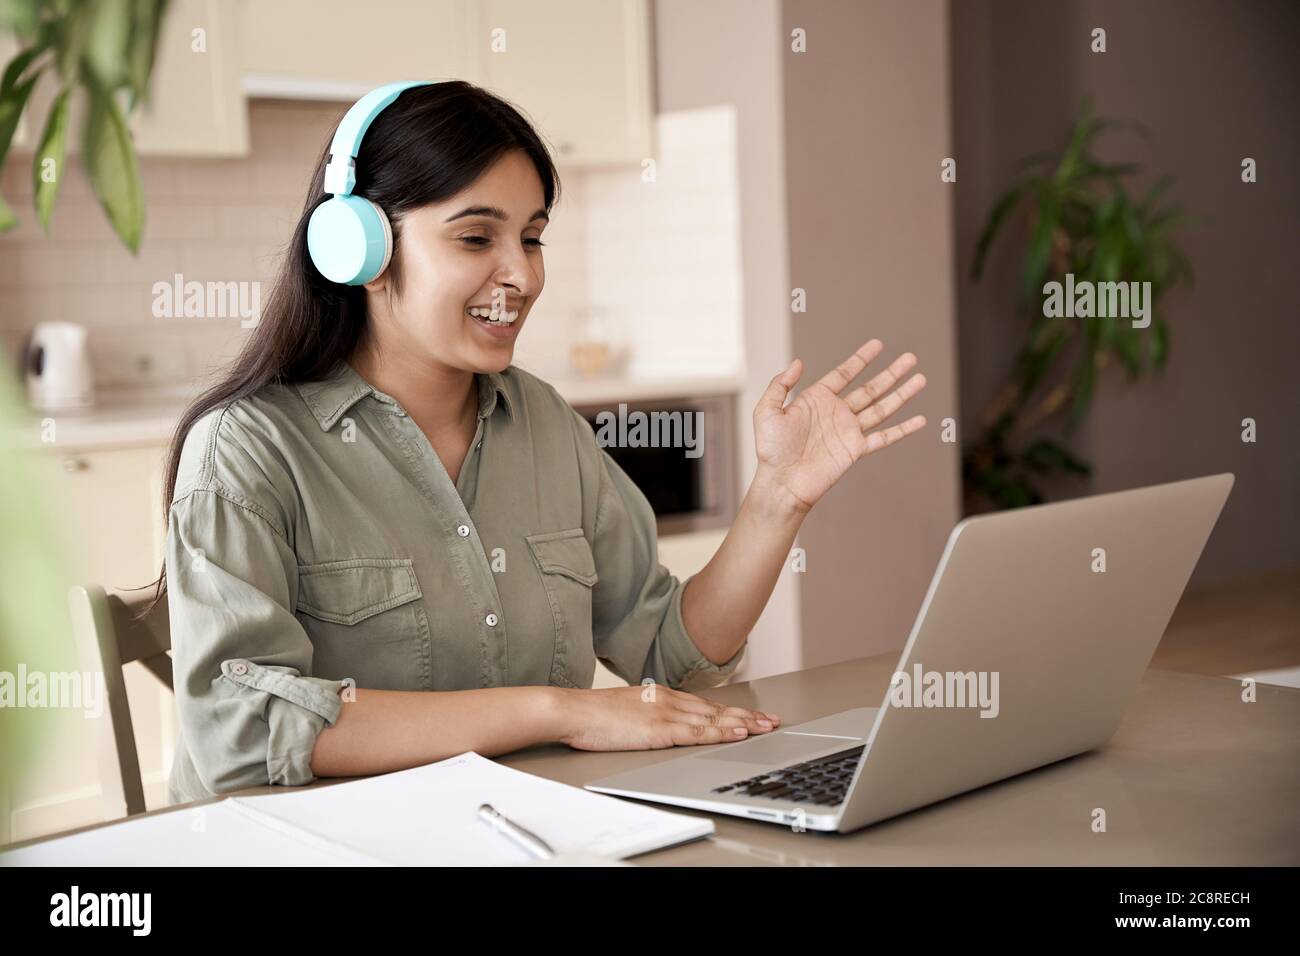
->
[6,440,174,844]
[236,0,653,165]
[29,444,168,590]
[236,0,483,99]
[476,0,654,165]
[3,0,248,157]
[4,0,651,164]
[129,0,249,156]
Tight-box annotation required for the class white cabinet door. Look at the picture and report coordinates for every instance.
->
[9,443,172,842]
[32,444,167,589]
[234,0,653,165]
[237,0,484,99]
[476,0,653,165]
[4,0,248,157]
[129,0,249,156]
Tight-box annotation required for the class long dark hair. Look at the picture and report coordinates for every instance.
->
[146,80,561,611]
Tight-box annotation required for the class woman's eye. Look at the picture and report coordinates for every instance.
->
[459,236,546,249]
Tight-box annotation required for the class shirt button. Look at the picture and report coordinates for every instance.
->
[395,408,406,417]
[476,441,483,451]
[456,524,471,537]
[485,613,499,627]
[231,661,248,676]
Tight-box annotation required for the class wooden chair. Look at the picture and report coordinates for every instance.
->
[67,585,171,820]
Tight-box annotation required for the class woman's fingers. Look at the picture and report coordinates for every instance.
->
[666,692,779,737]
[846,350,918,413]
[670,695,773,727]
[862,414,928,455]
[857,371,927,430]
[815,339,883,395]
[667,710,768,744]
[757,358,804,413]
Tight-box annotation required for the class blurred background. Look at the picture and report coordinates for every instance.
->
[0,0,1295,842]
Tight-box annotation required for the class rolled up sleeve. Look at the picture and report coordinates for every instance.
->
[588,448,746,691]
[167,486,347,797]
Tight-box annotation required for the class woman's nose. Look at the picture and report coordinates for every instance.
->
[492,245,541,297]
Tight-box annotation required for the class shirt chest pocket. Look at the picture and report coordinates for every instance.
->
[526,529,599,689]
[295,558,432,691]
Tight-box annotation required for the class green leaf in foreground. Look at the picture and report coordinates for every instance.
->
[0,69,41,232]
[82,84,144,252]
[33,86,71,233]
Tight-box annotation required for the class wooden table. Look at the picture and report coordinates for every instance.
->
[7,653,1299,865]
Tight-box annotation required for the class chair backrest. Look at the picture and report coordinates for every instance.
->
[67,585,171,820]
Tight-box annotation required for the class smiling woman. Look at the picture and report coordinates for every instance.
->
[147,80,927,805]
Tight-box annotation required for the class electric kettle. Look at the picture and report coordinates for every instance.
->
[23,321,95,411]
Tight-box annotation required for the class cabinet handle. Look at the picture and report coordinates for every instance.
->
[62,457,89,473]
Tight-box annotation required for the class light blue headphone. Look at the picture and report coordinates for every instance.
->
[307,81,432,285]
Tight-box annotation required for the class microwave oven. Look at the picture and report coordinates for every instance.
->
[573,394,738,535]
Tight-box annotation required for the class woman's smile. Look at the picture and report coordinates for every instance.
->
[466,304,525,340]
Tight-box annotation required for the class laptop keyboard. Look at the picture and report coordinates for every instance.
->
[709,744,866,806]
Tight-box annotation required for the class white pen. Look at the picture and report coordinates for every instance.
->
[478,803,556,860]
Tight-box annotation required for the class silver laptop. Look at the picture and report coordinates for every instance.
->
[586,473,1234,833]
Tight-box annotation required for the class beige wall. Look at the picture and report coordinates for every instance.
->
[782,0,963,665]
[951,0,1300,586]
[653,0,802,679]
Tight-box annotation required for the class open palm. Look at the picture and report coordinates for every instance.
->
[754,339,928,512]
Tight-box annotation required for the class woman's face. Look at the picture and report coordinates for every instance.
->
[363,149,547,375]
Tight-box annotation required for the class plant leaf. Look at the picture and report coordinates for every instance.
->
[56,1,93,88]
[33,86,71,233]
[1115,324,1142,376]
[1150,316,1168,368]
[86,0,134,92]
[1020,438,1091,476]
[0,191,15,230]
[2,41,48,94]
[0,66,40,169]
[128,0,170,110]
[0,0,42,36]
[972,182,1025,280]
[1069,353,1096,427]
[1055,100,1104,187]
[1138,174,1176,215]
[1022,193,1057,300]
[82,82,144,252]
[1077,160,1138,188]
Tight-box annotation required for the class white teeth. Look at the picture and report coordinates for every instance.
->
[468,306,519,325]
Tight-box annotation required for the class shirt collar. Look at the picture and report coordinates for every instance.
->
[296,361,513,431]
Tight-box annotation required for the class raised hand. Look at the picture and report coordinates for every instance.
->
[752,339,927,513]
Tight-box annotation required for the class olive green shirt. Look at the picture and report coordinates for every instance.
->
[164,361,745,805]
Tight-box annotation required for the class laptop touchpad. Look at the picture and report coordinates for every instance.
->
[698,731,862,765]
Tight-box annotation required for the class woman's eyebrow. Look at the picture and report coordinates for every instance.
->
[444,205,549,224]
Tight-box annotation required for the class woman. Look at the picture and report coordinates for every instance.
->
[158,81,927,804]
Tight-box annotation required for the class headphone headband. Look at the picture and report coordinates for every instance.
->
[310,81,433,285]
[323,80,433,196]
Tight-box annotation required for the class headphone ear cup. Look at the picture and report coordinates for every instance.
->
[306,195,393,285]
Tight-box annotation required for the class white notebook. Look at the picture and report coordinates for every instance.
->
[2,752,712,866]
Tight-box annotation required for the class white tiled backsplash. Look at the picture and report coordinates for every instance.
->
[0,99,742,395]
[582,105,744,379]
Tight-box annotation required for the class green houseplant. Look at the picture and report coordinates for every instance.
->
[964,98,1193,511]
[0,0,170,251]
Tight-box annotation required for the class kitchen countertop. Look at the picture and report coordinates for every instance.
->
[4,370,745,452]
